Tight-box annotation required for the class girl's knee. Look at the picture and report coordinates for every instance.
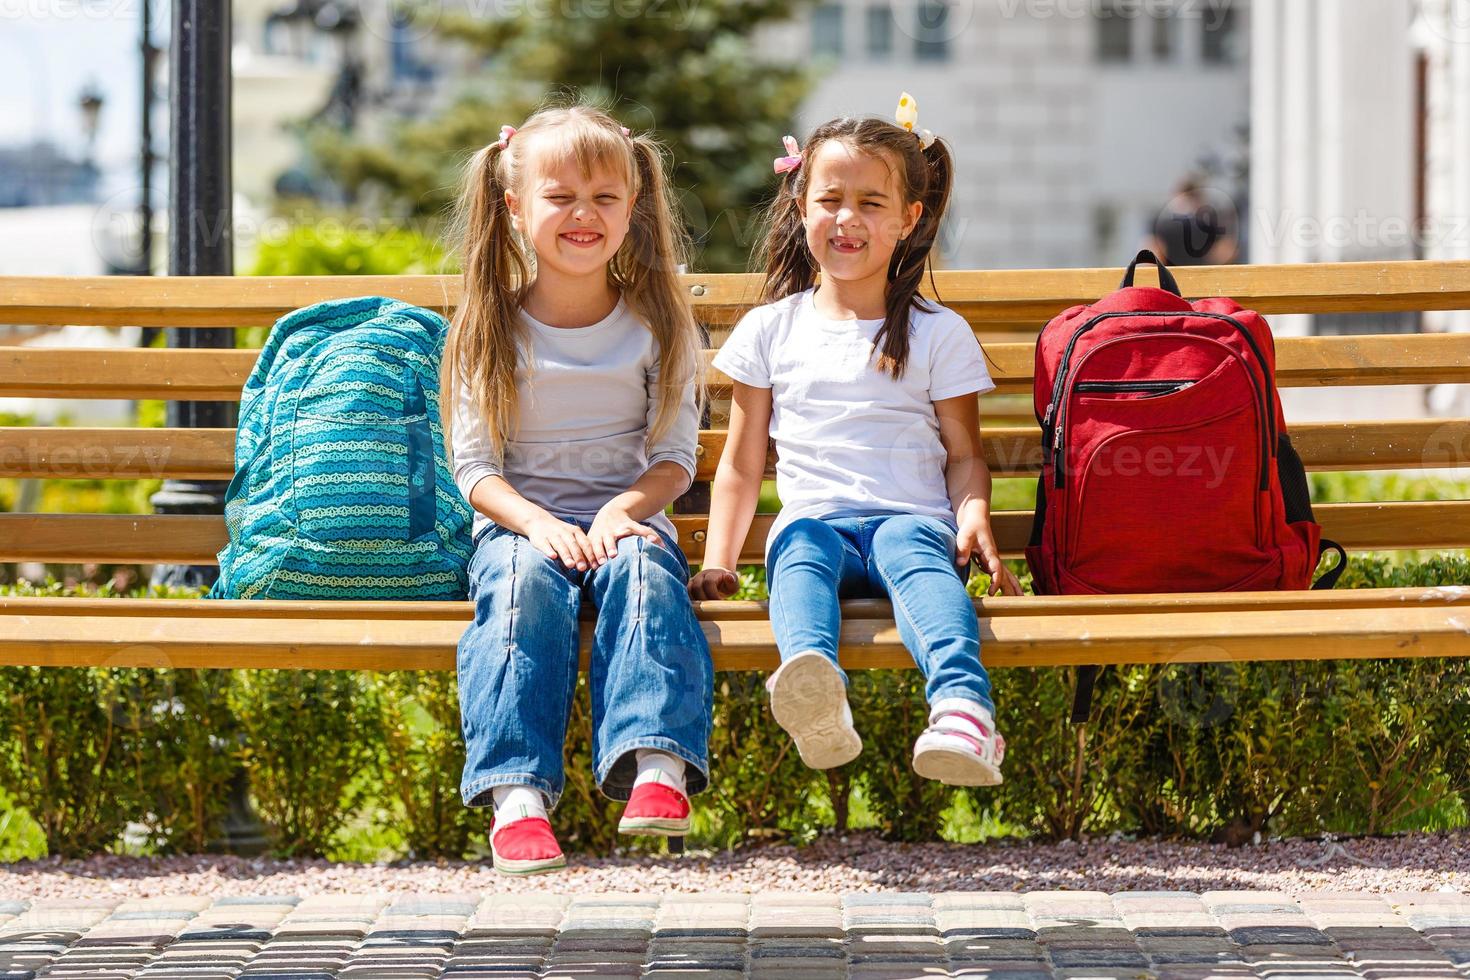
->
[770,518,843,567]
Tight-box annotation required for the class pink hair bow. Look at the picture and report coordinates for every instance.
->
[621,126,631,137]
[497,124,517,149]
[773,135,802,175]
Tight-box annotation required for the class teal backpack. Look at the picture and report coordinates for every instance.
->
[209,296,474,600]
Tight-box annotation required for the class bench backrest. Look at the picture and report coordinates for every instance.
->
[3,262,1469,568]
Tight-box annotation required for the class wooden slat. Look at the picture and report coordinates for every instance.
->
[5,419,1466,481]
[0,428,238,480]
[2,586,1465,621]
[6,334,1470,402]
[0,598,1464,670]
[0,348,258,400]
[6,261,1470,327]
[3,500,1466,565]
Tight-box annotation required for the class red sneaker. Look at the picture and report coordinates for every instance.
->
[490,816,566,876]
[617,781,691,837]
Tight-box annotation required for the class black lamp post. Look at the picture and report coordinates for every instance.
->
[138,0,160,277]
[77,84,104,167]
[149,0,238,590]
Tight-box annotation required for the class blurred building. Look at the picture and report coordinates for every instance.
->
[763,0,1251,271]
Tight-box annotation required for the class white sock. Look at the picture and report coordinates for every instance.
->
[928,697,996,745]
[491,784,548,830]
[633,749,687,794]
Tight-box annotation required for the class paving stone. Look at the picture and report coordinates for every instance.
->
[1229,925,1333,946]
[551,936,648,954]
[208,896,301,908]
[846,965,950,979]
[544,949,647,966]
[1046,946,1151,968]
[747,967,847,980]
[934,893,1028,911]
[1035,925,1140,946]
[1148,969,1256,980]
[751,894,841,909]
[384,898,479,917]
[946,937,1047,961]
[844,894,934,908]
[1238,943,1352,965]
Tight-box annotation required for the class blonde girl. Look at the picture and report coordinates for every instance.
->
[445,103,712,875]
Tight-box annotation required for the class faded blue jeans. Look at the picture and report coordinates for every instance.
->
[766,514,995,714]
[457,519,713,810]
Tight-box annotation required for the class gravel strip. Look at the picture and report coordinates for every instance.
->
[2,830,1466,898]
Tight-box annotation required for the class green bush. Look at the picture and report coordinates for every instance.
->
[111,668,240,855]
[848,670,955,842]
[227,670,384,858]
[369,670,488,859]
[1,548,1467,857]
[0,667,155,857]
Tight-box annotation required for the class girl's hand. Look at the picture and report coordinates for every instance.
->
[587,504,662,566]
[957,521,1024,597]
[689,566,740,601]
[526,515,599,571]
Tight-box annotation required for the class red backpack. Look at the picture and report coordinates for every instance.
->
[1025,251,1345,720]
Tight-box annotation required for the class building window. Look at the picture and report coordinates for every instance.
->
[1095,0,1133,62]
[866,4,894,59]
[914,0,950,61]
[1201,7,1241,64]
[1150,8,1175,61]
[812,4,844,57]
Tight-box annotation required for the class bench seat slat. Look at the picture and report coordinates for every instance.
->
[5,334,1470,401]
[2,587,1465,620]
[5,420,1467,481]
[0,599,1465,670]
[2,502,1466,565]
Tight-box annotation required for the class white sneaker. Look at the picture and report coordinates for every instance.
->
[912,704,1005,787]
[766,651,862,769]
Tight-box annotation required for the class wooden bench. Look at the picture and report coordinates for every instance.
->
[2,263,1470,674]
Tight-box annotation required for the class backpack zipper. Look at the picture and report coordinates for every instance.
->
[1073,379,1197,395]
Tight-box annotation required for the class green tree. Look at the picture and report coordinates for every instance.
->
[300,0,816,270]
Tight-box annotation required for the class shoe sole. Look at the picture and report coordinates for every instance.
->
[491,850,567,876]
[617,815,692,836]
[912,742,1003,787]
[768,653,862,769]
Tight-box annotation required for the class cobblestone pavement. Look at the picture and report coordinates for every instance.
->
[0,890,1467,979]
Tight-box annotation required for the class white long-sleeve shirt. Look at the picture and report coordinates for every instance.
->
[451,297,699,546]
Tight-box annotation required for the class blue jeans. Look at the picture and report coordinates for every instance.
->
[766,514,994,714]
[457,519,713,810]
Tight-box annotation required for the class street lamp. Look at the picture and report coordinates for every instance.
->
[77,83,104,167]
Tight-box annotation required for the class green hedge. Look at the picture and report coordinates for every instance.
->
[1,553,1466,861]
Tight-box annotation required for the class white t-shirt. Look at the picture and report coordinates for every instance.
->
[712,288,995,554]
[450,298,699,546]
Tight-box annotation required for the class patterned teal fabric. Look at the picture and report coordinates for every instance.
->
[208,296,473,600]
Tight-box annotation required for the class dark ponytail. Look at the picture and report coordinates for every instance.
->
[752,117,956,378]
[877,134,952,378]
[756,163,819,304]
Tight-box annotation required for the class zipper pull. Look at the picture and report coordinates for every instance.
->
[1040,402,1055,460]
[1051,409,1066,488]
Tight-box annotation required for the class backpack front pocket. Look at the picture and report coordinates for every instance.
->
[288,346,437,549]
